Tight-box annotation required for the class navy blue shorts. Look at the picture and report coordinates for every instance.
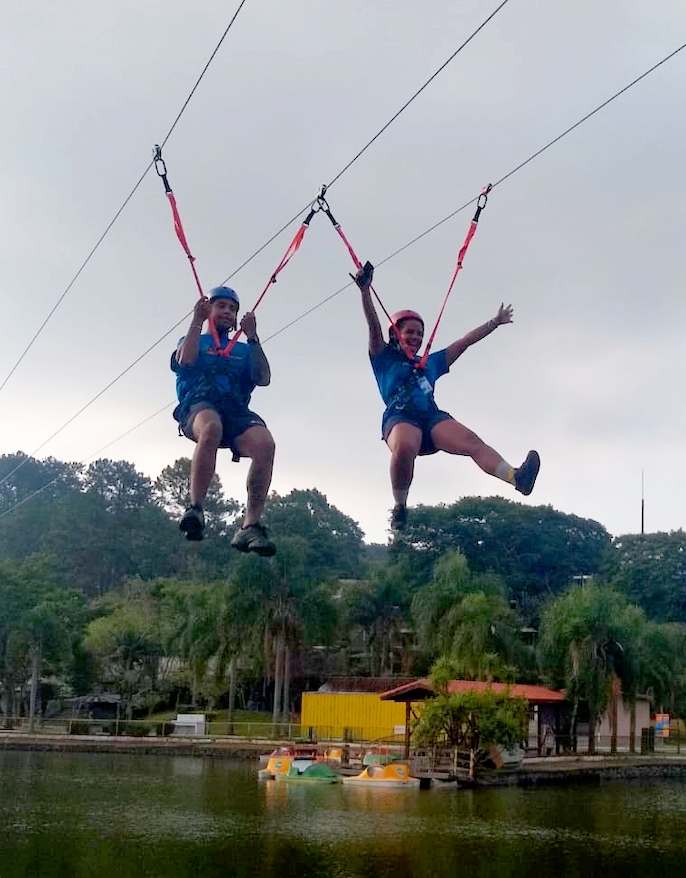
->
[382,410,454,456]
[181,402,267,456]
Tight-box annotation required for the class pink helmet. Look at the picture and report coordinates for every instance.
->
[389,309,424,329]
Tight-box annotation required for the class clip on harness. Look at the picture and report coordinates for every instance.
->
[154,145,319,359]
[320,183,492,370]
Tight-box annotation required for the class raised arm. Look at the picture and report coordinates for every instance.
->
[176,297,212,366]
[241,311,271,386]
[353,264,384,357]
[445,303,513,367]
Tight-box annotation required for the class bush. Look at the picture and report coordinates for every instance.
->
[117,721,151,737]
[68,721,90,736]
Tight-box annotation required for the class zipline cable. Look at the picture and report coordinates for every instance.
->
[219,0,512,285]
[0,402,173,523]
[265,41,686,341]
[0,0,510,490]
[0,40,683,506]
[0,0,249,398]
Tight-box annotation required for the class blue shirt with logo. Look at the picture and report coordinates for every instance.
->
[171,333,255,422]
[370,344,449,424]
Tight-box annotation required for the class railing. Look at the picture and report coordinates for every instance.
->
[0,718,405,744]
[525,731,686,756]
[4,720,683,758]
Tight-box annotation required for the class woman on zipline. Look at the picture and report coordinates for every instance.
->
[354,265,540,531]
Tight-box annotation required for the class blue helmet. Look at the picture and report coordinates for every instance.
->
[208,286,240,309]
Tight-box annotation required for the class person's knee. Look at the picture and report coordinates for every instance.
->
[194,416,223,447]
[391,439,419,461]
[243,428,275,464]
[258,431,276,463]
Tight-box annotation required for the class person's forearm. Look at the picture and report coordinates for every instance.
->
[361,289,383,351]
[249,341,271,385]
[462,317,499,348]
[176,317,204,366]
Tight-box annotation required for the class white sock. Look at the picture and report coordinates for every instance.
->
[495,460,516,485]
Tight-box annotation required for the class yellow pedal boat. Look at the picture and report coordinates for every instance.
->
[342,761,420,787]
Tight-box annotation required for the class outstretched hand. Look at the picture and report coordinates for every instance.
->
[494,302,513,325]
[351,261,374,292]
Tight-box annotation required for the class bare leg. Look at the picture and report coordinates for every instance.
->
[190,409,224,506]
[233,425,276,526]
[386,422,423,505]
[430,419,515,483]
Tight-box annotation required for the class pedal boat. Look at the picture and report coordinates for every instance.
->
[258,754,315,780]
[277,761,341,783]
[342,761,420,787]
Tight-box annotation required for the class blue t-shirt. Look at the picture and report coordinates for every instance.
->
[370,344,449,420]
[171,333,256,420]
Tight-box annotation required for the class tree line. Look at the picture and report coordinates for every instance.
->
[1,450,686,741]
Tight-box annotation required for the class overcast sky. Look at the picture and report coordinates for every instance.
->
[1,1,684,544]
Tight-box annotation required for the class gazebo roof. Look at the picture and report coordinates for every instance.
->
[379,678,566,704]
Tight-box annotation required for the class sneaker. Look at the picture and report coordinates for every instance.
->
[180,506,205,541]
[514,450,540,496]
[231,523,276,557]
[390,504,408,531]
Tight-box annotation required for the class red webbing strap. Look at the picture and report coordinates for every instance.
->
[320,199,416,363]
[417,184,492,369]
[153,146,221,349]
[219,209,316,358]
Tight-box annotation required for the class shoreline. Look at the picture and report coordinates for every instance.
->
[4,732,686,786]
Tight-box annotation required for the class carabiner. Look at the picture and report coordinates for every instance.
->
[153,144,168,179]
[477,183,492,211]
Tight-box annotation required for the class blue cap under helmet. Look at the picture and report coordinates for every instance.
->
[208,286,240,308]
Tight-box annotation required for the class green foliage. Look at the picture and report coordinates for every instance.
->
[538,580,641,750]
[340,561,412,676]
[602,531,686,622]
[412,671,527,758]
[154,458,240,537]
[394,497,611,621]
[263,489,365,580]
[411,550,523,681]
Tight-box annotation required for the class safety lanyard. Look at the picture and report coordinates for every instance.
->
[320,185,492,369]
[154,145,318,358]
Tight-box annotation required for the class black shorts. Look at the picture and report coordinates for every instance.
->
[180,402,267,457]
[382,410,454,456]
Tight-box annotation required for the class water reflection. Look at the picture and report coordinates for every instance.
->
[2,752,686,878]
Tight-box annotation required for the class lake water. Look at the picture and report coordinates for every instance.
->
[2,751,686,878]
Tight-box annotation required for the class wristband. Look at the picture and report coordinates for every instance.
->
[247,336,260,345]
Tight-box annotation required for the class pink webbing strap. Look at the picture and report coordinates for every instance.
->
[320,200,416,363]
[417,184,492,369]
[153,146,221,349]
[218,208,316,358]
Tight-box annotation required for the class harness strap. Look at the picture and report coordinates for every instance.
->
[154,145,221,350]
[418,184,491,369]
[318,190,417,363]
[218,203,318,358]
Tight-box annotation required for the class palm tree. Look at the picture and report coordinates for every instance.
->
[539,580,639,754]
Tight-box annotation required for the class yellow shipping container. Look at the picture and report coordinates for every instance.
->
[301,692,406,742]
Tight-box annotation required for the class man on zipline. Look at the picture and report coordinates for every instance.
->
[171,286,276,554]
[355,265,540,531]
